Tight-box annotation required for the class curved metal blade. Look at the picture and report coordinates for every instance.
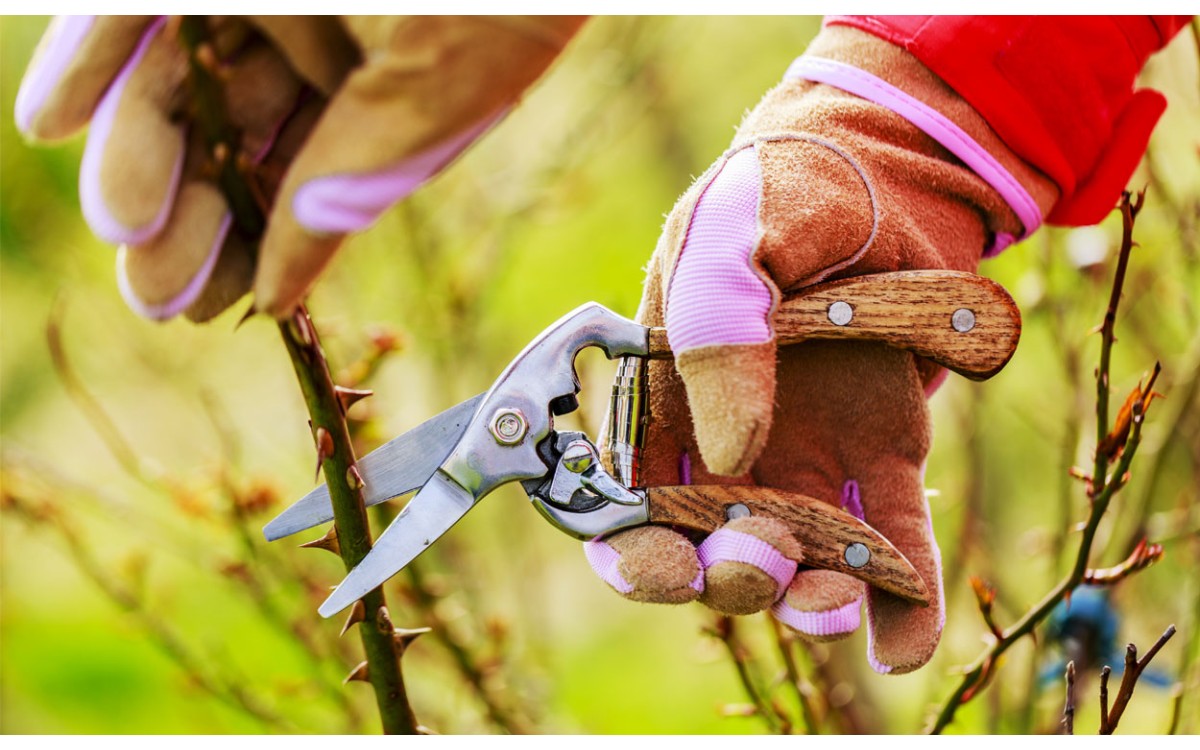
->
[263,393,484,541]
[319,470,475,618]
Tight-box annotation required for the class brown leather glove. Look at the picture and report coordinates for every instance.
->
[586,26,1058,674]
[16,15,585,321]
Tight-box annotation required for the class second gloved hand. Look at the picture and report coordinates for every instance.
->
[16,16,584,321]
[586,26,1058,674]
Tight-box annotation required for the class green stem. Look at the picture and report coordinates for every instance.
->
[176,17,416,733]
[177,16,264,237]
[280,310,418,734]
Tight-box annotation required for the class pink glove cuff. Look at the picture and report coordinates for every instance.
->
[696,528,797,600]
[785,56,1041,257]
[582,538,635,594]
[292,108,505,234]
[14,15,95,135]
[772,598,862,637]
[79,16,182,247]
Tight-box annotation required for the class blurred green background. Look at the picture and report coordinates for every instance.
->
[1,16,1198,734]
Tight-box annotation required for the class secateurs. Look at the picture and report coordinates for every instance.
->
[264,270,1021,618]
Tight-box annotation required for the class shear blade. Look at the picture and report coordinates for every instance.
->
[263,393,484,541]
[319,469,476,618]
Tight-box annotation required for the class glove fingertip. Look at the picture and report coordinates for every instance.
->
[676,341,776,476]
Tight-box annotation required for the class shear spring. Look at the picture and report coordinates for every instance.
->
[607,355,648,487]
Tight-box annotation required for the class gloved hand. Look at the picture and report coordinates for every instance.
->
[586,26,1058,674]
[16,15,584,321]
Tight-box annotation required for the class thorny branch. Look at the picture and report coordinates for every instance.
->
[178,17,417,733]
[928,192,1167,733]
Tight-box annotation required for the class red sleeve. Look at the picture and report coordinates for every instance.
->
[825,15,1192,226]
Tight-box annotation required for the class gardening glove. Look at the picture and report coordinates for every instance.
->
[586,25,1059,674]
[16,15,585,322]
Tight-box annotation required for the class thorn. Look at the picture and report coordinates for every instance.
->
[393,627,432,655]
[343,661,370,684]
[299,525,340,556]
[289,309,315,349]
[212,142,230,167]
[195,42,219,73]
[234,302,256,331]
[314,427,334,481]
[346,464,364,491]
[335,386,374,412]
[375,605,394,633]
[339,600,366,637]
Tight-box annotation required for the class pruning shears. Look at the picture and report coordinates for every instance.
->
[263,270,1021,618]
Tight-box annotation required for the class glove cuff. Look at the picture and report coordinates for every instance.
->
[794,25,1058,258]
[786,56,1040,257]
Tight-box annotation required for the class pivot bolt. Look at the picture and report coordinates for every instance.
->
[562,441,595,473]
[489,408,528,445]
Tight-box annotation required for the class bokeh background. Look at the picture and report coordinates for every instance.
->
[1,16,1198,734]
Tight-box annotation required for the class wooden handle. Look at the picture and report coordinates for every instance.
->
[644,485,931,605]
[648,270,1021,380]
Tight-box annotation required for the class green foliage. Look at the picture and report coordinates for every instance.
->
[1,16,1197,734]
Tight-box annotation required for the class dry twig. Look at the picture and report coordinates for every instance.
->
[1099,625,1177,734]
[1063,660,1077,735]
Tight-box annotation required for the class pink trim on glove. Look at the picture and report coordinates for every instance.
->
[772,598,862,637]
[864,462,944,674]
[841,479,864,520]
[14,15,96,135]
[665,146,773,353]
[696,528,797,600]
[678,452,692,486]
[583,538,634,595]
[292,108,506,234]
[79,16,183,246]
[115,212,232,320]
[786,56,1041,257]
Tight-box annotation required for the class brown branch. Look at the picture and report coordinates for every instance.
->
[928,191,1161,733]
[46,300,144,481]
[768,617,821,734]
[402,560,535,734]
[1100,625,1178,734]
[705,615,787,734]
[4,490,288,729]
[1062,661,1077,735]
[1099,666,1114,733]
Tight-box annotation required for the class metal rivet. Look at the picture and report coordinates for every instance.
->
[562,441,595,473]
[951,308,976,333]
[489,408,527,445]
[844,542,870,569]
[726,503,751,521]
[828,301,853,326]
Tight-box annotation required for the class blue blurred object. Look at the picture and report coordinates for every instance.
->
[1039,586,1173,688]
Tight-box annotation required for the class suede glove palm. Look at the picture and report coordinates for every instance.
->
[586,27,1058,674]
[16,15,584,321]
